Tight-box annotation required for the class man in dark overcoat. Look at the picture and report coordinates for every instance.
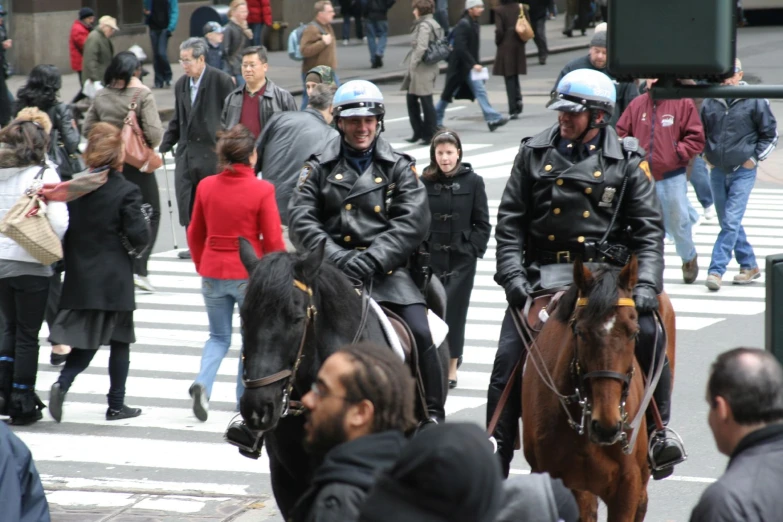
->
[159,37,234,259]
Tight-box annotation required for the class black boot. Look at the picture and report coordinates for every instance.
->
[420,345,446,423]
[7,387,45,426]
[487,373,521,478]
[648,360,686,479]
[0,358,12,416]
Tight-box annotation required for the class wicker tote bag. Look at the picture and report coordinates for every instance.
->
[121,89,163,174]
[0,166,63,265]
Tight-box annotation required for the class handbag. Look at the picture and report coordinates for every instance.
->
[49,128,85,180]
[515,5,535,42]
[422,21,451,65]
[121,89,163,174]
[0,166,63,265]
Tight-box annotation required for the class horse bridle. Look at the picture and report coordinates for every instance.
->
[242,279,316,418]
[568,296,637,447]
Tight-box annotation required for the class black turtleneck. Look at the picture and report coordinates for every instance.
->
[343,141,375,175]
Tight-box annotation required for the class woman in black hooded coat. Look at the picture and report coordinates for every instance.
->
[421,129,491,388]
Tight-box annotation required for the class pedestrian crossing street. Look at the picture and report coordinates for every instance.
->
[9,139,780,514]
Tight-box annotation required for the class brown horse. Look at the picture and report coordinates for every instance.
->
[521,256,676,522]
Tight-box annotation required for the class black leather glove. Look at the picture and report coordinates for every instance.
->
[504,277,534,309]
[158,142,173,155]
[343,254,376,281]
[633,285,659,313]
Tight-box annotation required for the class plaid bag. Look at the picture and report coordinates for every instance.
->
[0,166,63,265]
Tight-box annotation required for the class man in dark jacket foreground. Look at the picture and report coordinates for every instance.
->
[255,83,338,248]
[358,423,503,522]
[690,347,783,522]
[0,407,50,521]
[290,343,414,522]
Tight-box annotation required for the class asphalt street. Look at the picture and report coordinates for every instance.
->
[8,26,783,522]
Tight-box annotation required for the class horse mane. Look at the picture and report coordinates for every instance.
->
[243,252,363,321]
[553,265,621,325]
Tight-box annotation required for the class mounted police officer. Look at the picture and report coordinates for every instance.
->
[289,80,446,422]
[488,69,686,479]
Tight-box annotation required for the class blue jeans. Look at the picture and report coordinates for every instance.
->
[249,22,265,46]
[690,156,714,209]
[194,277,247,407]
[366,20,389,58]
[708,166,757,276]
[655,175,697,262]
[436,75,503,126]
[149,29,172,86]
[343,13,364,40]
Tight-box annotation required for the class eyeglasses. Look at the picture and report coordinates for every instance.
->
[734,67,742,73]
[309,382,350,401]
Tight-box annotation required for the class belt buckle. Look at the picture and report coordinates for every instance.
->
[556,251,571,263]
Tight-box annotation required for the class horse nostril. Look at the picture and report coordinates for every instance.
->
[591,420,620,440]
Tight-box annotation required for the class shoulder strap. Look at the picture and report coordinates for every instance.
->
[34,165,47,180]
[129,88,143,110]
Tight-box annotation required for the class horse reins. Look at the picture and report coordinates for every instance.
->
[242,279,317,417]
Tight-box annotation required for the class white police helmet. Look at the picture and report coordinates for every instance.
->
[547,68,616,121]
[332,80,386,120]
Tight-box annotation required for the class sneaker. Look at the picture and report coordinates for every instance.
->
[362,36,368,42]
[664,236,674,245]
[733,267,761,285]
[106,405,142,421]
[342,39,349,46]
[134,275,156,293]
[190,383,209,422]
[705,273,722,291]
[703,205,716,220]
[682,255,699,284]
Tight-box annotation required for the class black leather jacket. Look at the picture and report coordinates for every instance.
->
[220,78,297,131]
[289,135,430,306]
[494,124,664,293]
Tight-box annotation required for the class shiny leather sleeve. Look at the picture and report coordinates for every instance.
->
[288,162,355,267]
[494,142,531,289]
[623,160,665,293]
[364,159,431,273]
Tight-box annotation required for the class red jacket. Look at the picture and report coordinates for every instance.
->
[247,0,272,25]
[187,164,285,279]
[616,93,705,181]
[69,20,91,72]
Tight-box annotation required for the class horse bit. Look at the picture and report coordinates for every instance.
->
[566,297,637,450]
[241,279,317,418]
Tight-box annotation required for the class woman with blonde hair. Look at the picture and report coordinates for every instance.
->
[48,122,150,423]
[0,108,69,425]
[223,0,253,86]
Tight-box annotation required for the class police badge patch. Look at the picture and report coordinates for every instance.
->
[599,187,616,207]
[296,166,312,191]
[639,160,653,182]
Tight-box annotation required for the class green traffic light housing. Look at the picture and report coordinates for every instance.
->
[607,0,736,82]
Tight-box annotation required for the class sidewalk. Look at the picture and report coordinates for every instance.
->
[7,17,589,122]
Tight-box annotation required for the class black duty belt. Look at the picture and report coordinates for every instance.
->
[536,249,583,264]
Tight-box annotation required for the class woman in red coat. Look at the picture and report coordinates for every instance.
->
[68,7,95,103]
[186,124,285,422]
[246,0,272,46]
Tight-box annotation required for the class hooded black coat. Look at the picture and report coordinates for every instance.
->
[290,431,406,522]
[441,14,480,103]
[421,163,490,359]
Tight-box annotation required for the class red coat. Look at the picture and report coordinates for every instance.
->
[247,0,272,25]
[616,93,705,181]
[187,164,285,279]
[69,20,91,72]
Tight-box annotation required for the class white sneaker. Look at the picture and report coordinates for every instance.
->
[664,236,674,245]
[133,275,156,292]
[342,39,349,46]
[362,36,368,42]
[703,205,716,220]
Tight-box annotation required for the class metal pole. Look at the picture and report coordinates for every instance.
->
[650,84,783,100]
[161,152,178,250]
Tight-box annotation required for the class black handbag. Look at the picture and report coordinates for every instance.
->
[422,21,451,65]
[49,128,84,180]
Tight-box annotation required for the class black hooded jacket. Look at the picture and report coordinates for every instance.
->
[291,431,407,522]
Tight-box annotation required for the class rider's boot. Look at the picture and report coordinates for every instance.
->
[648,359,687,480]
[420,344,446,423]
[487,369,522,478]
[0,357,12,415]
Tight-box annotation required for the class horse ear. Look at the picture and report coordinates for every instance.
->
[300,238,326,282]
[618,254,639,290]
[573,256,593,294]
[238,237,259,275]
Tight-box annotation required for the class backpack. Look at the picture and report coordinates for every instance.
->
[287,22,326,61]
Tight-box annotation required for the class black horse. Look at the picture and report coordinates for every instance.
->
[237,238,449,517]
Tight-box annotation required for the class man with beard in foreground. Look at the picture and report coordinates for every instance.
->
[289,342,414,522]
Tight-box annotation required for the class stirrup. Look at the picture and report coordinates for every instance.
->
[648,427,687,472]
[223,414,264,460]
